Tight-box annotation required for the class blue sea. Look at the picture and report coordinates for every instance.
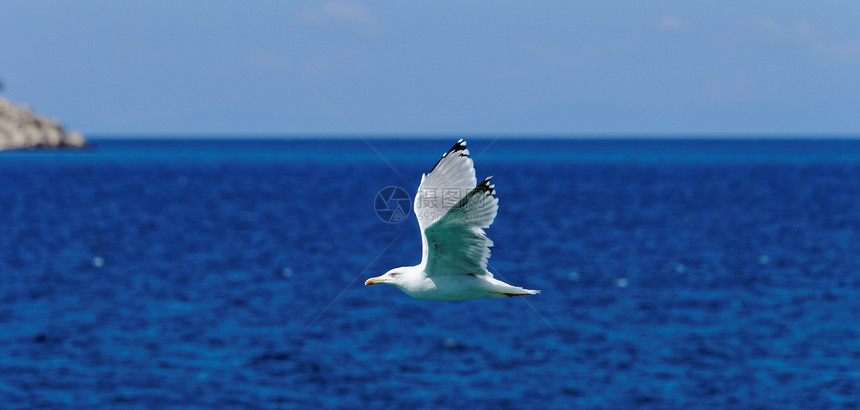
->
[2,138,860,408]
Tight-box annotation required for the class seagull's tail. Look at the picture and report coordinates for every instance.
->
[493,287,541,298]
[486,277,540,298]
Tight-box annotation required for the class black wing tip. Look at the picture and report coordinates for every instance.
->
[476,176,497,198]
[430,139,470,172]
[451,175,498,209]
[449,139,468,156]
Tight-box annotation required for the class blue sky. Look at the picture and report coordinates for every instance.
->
[2,1,859,136]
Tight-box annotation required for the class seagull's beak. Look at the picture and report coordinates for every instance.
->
[364,276,385,286]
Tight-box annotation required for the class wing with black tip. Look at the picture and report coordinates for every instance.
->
[412,139,477,230]
[421,176,499,277]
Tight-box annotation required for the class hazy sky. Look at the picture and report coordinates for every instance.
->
[2,1,859,136]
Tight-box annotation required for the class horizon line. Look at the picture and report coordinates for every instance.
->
[84,133,860,140]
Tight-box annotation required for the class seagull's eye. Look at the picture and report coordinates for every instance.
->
[390,272,399,277]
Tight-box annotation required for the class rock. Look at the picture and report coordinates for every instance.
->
[0,97,87,151]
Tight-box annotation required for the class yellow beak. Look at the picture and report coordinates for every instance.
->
[364,276,385,285]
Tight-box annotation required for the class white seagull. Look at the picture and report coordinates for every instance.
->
[365,139,540,300]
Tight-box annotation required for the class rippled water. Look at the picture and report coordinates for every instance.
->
[1,139,860,408]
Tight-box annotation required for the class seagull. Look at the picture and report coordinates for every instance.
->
[365,139,540,300]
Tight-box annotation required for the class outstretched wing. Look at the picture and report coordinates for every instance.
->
[421,176,499,277]
[413,139,477,231]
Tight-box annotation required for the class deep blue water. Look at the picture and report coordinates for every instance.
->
[2,138,860,408]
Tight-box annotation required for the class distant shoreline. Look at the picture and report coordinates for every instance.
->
[0,97,86,151]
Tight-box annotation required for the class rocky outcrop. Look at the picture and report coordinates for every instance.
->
[0,97,86,150]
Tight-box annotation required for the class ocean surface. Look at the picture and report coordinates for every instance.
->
[2,138,860,408]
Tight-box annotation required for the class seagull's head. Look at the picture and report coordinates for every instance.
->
[364,268,409,288]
